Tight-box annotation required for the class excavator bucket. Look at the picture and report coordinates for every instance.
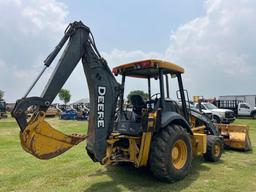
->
[215,124,252,151]
[20,112,86,159]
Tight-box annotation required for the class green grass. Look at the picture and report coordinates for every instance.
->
[0,117,256,192]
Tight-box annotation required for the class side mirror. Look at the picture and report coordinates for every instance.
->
[176,89,189,102]
[176,90,181,100]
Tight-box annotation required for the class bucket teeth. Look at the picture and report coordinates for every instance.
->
[20,112,86,159]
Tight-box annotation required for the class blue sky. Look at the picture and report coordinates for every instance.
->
[0,0,255,103]
[61,0,204,52]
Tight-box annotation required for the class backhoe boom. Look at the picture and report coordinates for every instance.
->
[12,21,121,161]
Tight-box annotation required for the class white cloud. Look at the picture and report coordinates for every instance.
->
[164,0,256,97]
[102,49,163,68]
[0,0,68,102]
[101,0,256,99]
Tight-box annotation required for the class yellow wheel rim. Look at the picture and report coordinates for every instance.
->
[214,143,221,157]
[171,139,188,170]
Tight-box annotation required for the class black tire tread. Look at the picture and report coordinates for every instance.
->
[251,111,256,119]
[204,135,222,162]
[149,124,192,182]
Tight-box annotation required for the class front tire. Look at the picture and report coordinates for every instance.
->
[251,112,256,119]
[149,124,192,182]
[203,135,223,162]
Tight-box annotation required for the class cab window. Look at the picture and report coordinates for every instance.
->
[195,104,206,110]
[240,104,250,109]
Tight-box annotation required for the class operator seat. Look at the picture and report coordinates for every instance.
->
[130,95,146,115]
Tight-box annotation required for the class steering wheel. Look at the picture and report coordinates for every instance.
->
[151,93,161,100]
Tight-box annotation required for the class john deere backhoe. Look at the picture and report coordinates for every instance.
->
[12,21,251,182]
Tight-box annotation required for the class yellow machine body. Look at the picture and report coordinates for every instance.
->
[102,130,207,168]
[102,112,156,167]
[20,112,86,159]
[103,132,153,167]
[101,112,208,167]
[191,132,207,156]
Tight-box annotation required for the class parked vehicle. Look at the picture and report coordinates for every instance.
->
[216,100,256,119]
[180,101,213,120]
[71,104,89,120]
[45,106,59,117]
[195,102,235,124]
[0,99,7,119]
[56,104,78,120]
[59,109,77,120]
[219,95,256,108]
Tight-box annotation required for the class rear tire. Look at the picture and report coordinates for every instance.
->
[251,112,256,119]
[203,135,222,162]
[149,124,192,182]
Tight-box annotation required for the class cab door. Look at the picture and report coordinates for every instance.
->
[238,103,251,116]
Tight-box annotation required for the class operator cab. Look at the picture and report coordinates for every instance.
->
[112,59,189,136]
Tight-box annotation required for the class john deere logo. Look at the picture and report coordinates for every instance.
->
[97,86,106,128]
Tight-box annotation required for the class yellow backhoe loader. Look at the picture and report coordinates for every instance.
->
[12,21,251,182]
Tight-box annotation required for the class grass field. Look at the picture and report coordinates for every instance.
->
[0,116,256,192]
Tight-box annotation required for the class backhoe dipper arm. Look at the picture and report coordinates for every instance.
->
[12,21,121,162]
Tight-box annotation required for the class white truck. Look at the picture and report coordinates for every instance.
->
[216,100,256,119]
[236,103,256,118]
[195,102,235,124]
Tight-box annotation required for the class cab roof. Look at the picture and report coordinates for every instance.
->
[112,59,184,78]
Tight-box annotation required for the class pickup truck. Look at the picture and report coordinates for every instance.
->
[216,100,256,119]
[195,102,235,124]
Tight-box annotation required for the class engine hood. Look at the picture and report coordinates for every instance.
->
[211,108,233,113]
[202,109,212,114]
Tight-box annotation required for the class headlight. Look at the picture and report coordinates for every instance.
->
[219,112,225,117]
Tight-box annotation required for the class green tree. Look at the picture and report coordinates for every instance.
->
[0,90,4,100]
[127,90,149,102]
[58,88,71,105]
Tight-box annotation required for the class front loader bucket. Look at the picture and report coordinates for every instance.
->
[20,112,86,159]
[215,124,252,151]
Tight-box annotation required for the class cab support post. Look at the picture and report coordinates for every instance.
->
[177,73,189,121]
[159,69,165,109]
